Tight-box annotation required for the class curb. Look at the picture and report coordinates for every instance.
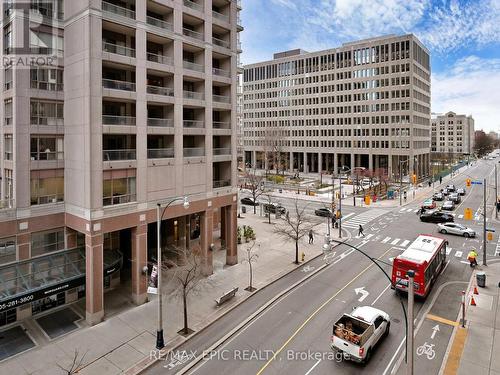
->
[125,229,351,374]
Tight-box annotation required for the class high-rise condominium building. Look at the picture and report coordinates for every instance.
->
[242,34,431,180]
[431,112,475,156]
[0,0,242,327]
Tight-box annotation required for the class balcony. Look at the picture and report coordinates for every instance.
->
[148,148,174,159]
[213,121,231,129]
[184,0,203,12]
[102,42,136,58]
[103,149,136,161]
[30,151,64,161]
[147,85,174,96]
[0,199,15,210]
[183,147,205,157]
[212,10,229,23]
[183,120,204,128]
[213,67,230,78]
[102,79,136,92]
[213,179,231,188]
[30,116,63,126]
[102,1,136,20]
[183,28,204,41]
[213,147,231,156]
[102,115,136,126]
[213,94,231,103]
[148,118,173,127]
[146,16,173,31]
[147,52,173,66]
[212,37,230,49]
[183,90,204,100]
[183,60,204,72]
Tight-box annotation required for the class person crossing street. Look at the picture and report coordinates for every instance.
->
[358,224,365,237]
[308,229,314,244]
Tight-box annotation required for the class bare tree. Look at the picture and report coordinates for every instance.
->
[244,169,265,214]
[274,199,316,264]
[57,350,87,374]
[242,241,259,292]
[264,193,274,224]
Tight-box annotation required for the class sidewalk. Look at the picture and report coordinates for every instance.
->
[1,212,346,375]
[442,262,500,375]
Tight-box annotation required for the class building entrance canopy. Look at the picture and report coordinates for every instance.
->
[0,248,122,312]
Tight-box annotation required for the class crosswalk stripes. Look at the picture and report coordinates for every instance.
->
[458,215,464,219]
[365,234,374,240]
[391,238,400,245]
[342,209,387,229]
[382,237,391,243]
[400,240,410,247]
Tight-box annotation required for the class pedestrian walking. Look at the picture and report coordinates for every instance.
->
[332,215,337,228]
[439,176,443,184]
[308,229,314,244]
[496,199,500,213]
[358,224,365,237]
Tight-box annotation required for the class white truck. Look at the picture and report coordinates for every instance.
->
[330,306,390,363]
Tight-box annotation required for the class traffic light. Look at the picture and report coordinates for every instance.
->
[464,208,473,220]
[412,174,417,184]
[466,178,471,187]
[488,232,493,241]
[365,195,371,205]
[336,210,341,219]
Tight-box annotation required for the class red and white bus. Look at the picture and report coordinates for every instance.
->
[392,235,447,298]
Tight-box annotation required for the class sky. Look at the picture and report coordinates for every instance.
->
[240,0,500,133]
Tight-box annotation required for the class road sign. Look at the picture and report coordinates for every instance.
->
[471,181,483,185]
[488,232,494,241]
[486,228,496,232]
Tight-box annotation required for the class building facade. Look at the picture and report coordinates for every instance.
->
[0,0,242,327]
[242,34,431,180]
[431,111,475,156]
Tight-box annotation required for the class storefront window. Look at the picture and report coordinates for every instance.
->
[31,228,64,257]
[0,237,16,265]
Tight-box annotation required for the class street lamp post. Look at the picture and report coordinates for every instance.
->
[483,177,487,266]
[156,196,190,349]
[407,270,415,375]
[399,158,410,206]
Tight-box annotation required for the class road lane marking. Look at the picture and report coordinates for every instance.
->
[391,238,400,245]
[304,359,321,375]
[458,215,464,219]
[383,337,406,375]
[365,233,374,239]
[426,313,459,327]
[382,237,391,243]
[255,246,395,375]
[371,284,391,306]
[446,248,451,255]
[454,251,463,257]
[400,240,410,247]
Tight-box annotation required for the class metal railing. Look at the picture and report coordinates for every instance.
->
[213,179,231,188]
[30,5,64,20]
[146,16,173,31]
[30,151,64,160]
[148,148,174,159]
[147,52,173,65]
[102,78,136,92]
[30,80,63,91]
[102,42,136,57]
[213,94,231,103]
[212,10,229,23]
[147,118,174,127]
[147,85,174,96]
[183,90,204,100]
[212,67,231,77]
[36,194,64,205]
[102,115,136,126]
[183,28,204,41]
[213,121,231,129]
[213,147,231,156]
[212,37,230,49]
[102,1,136,19]
[183,60,204,72]
[0,199,15,209]
[103,149,136,161]
[184,0,203,12]
[30,116,64,126]
[183,147,205,157]
[103,194,136,206]
[183,120,204,128]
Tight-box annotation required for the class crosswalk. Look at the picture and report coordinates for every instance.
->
[398,207,488,222]
[342,209,387,229]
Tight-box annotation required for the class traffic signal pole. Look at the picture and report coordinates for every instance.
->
[484,177,487,266]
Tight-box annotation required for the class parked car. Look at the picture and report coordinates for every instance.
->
[315,208,333,217]
[441,200,455,210]
[449,193,461,203]
[421,199,436,209]
[446,184,456,192]
[240,197,259,206]
[263,203,286,215]
[457,188,466,196]
[437,223,476,237]
[432,192,444,201]
[420,211,454,223]
[331,306,390,364]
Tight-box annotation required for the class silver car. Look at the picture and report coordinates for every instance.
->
[437,223,476,237]
[441,200,455,210]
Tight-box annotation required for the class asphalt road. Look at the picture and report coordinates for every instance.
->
[145,159,500,375]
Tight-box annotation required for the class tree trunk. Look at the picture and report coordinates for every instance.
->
[249,262,253,289]
[183,289,188,334]
[295,240,299,264]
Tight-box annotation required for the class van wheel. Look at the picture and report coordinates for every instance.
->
[463,232,470,238]
[363,349,372,365]
[383,322,391,338]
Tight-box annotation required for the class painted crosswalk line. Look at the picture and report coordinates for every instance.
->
[342,209,388,229]
[400,240,410,247]
[382,237,391,243]
[391,238,400,245]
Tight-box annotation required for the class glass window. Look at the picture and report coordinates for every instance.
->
[0,237,16,265]
[30,169,64,205]
[3,23,12,54]
[31,229,65,257]
[103,169,136,206]
[4,135,13,160]
[4,98,12,125]
[4,67,12,91]
[30,100,64,125]
[30,136,63,160]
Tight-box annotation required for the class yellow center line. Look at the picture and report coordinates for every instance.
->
[256,247,394,375]
[426,313,459,327]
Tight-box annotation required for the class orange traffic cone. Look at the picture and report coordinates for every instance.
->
[470,295,477,306]
[474,286,479,295]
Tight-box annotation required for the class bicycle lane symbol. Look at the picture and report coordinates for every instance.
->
[416,342,436,360]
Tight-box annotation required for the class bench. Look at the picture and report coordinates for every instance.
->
[215,287,238,306]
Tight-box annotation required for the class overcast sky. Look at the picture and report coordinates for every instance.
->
[240,0,500,133]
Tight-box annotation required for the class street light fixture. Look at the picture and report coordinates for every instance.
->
[155,196,190,349]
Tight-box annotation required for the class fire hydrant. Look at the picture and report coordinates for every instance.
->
[301,252,305,262]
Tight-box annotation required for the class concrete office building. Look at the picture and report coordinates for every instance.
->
[431,111,475,156]
[0,0,242,327]
[242,34,431,180]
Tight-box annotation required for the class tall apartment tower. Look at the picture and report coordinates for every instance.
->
[242,34,431,180]
[431,112,475,156]
[0,0,242,327]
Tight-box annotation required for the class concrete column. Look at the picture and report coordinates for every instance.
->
[318,152,322,173]
[388,154,393,180]
[220,207,226,247]
[226,204,238,265]
[200,209,214,275]
[252,150,256,168]
[289,152,294,172]
[333,153,338,175]
[350,153,355,169]
[85,233,104,325]
[369,154,373,171]
[303,152,308,173]
[131,224,147,305]
[17,233,30,261]
[325,154,330,172]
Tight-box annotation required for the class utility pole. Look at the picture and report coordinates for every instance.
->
[407,270,415,375]
[339,174,342,239]
[483,177,487,266]
[400,161,403,206]
[495,163,498,219]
